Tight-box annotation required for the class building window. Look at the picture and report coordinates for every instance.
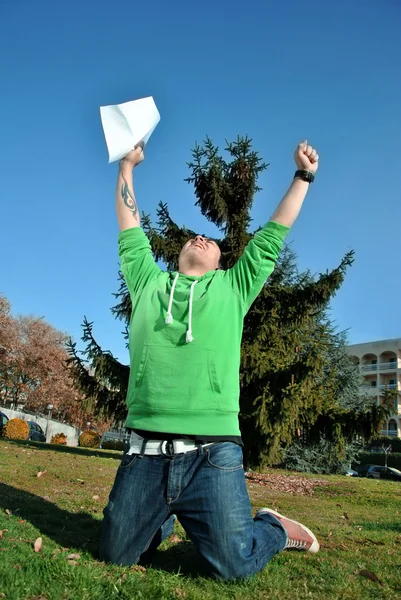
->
[388,419,397,432]
[370,381,377,387]
[371,359,377,365]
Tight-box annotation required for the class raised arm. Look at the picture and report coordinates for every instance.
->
[116,145,144,231]
[116,146,162,297]
[224,141,319,312]
[270,140,319,226]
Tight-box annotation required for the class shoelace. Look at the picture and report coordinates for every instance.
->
[285,538,309,550]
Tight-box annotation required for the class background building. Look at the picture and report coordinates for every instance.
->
[347,338,401,438]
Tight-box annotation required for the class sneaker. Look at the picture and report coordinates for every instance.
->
[257,508,320,553]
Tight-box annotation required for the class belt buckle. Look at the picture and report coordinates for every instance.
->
[160,440,174,457]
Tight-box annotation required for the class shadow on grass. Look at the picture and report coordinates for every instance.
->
[358,520,401,533]
[2,439,123,461]
[0,483,203,577]
[0,482,102,556]
[142,541,204,578]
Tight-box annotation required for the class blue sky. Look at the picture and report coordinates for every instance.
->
[1,0,400,363]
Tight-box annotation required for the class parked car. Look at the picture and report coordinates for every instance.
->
[101,430,130,450]
[344,467,359,477]
[0,411,9,436]
[367,465,401,481]
[27,421,46,442]
[353,464,377,478]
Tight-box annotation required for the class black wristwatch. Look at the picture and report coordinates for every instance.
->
[294,169,315,183]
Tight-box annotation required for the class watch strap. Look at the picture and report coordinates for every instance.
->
[294,169,315,183]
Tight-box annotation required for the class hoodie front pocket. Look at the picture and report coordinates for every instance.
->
[134,344,220,412]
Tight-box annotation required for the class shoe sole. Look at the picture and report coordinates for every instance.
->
[258,508,320,553]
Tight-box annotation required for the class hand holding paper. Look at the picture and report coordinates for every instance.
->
[121,145,145,168]
[100,96,160,163]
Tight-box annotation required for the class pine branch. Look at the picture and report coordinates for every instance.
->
[186,136,268,238]
[111,272,132,325]
[66,324,129,421]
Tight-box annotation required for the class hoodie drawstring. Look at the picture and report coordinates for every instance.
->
[165,273,179,325]
[185,280,198,343]
[165,274,198,343]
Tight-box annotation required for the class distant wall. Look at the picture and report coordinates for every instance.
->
[1,407,80,446]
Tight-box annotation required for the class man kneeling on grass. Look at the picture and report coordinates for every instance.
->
[99,140,320,579]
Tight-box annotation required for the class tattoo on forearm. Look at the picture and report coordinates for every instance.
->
[121,175,138,218]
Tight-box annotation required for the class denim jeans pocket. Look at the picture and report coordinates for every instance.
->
[119,453,139,471]
[205,442,243,471]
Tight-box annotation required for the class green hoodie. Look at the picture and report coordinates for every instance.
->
[119,221,289,436]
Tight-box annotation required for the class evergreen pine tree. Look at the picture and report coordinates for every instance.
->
[68,137,382,467]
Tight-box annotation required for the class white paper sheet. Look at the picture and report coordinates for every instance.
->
[100,96,160,163]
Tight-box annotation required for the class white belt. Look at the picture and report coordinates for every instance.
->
[127,432,213,456]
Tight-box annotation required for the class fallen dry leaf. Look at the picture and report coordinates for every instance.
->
[5,509,11,515]
[131,565,146,573]
[66,553,81,560]
[245,472,330,496]
[67,560,79,566]
[92,495,99,500]
[36,470,47,478]
[343,512,349,520]
[34,537,42,553]
[340,543,348,550]
[14,564,21,570]
[18,519,26,524]
[357,569,382,585]
[30,596,48,600]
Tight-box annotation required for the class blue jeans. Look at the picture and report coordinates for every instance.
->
[99,442,287,580]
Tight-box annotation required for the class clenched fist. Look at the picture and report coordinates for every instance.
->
[294,141,319,174]
[120,142,145,169]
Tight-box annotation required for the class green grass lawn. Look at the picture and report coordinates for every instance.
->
[0,439,400,600]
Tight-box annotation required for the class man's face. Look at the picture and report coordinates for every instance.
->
[178,235,221,273]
